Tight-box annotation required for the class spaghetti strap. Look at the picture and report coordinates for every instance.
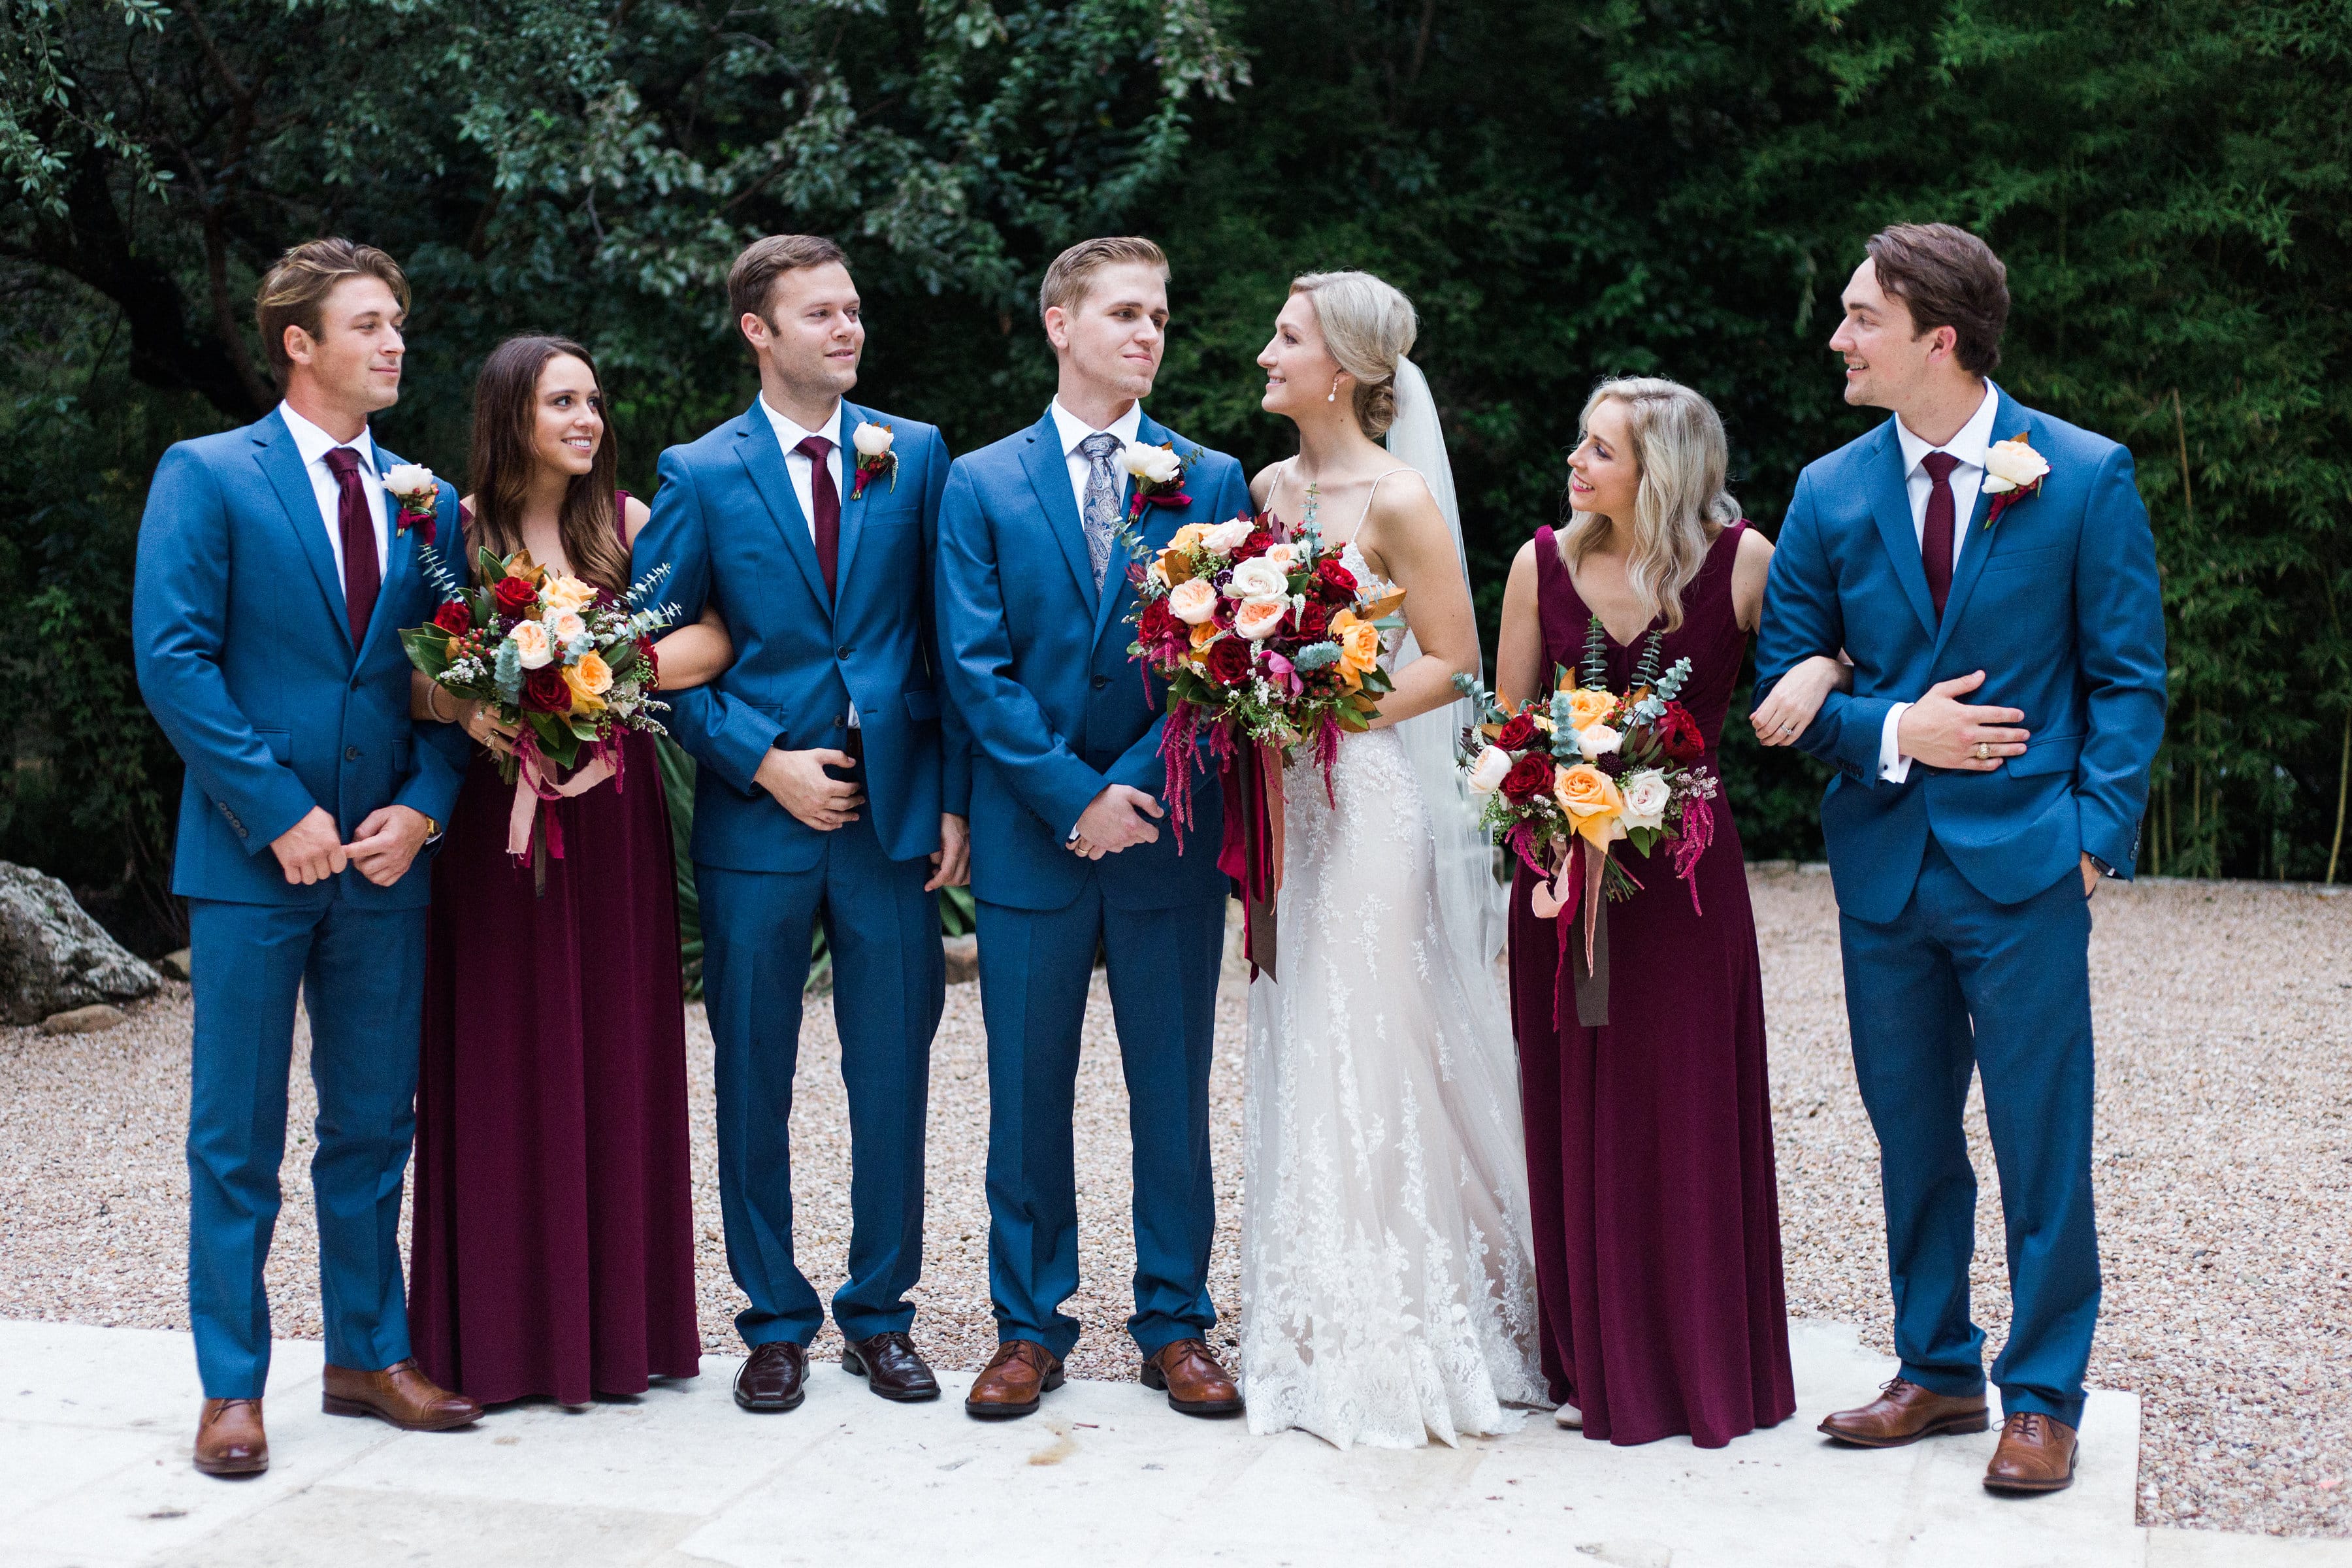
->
[1354,466,1419,533]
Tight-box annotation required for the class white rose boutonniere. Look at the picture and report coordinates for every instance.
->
[1123,440,1194,522]
[382,464,440,544]
[1981,433,2050,529]
[850,421,896,500]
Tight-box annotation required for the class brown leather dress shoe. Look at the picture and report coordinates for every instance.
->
[842,1331,939,1403]
[734,1341,809,1413]
[1141,1338,1244,1418]
[965,1339,1062,1420]
[1984,1411,2078,1494]
[1818,1377,1989,1447]
[193,1397,268,1477]
[321,1359,482,1431]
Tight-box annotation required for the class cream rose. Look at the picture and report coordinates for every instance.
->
[1575,723,1624,761]
[541,574,597,613]
[853,421,894,459]
[1168,578,1220,625]
[543,608,587,643]
[1226,557,1288,600]
[1122,441,1183,485]
[1233,595,1289,642]
[1982,438,2050,494]
[381,463,436,503]
[1467,745,1514,796]
[1260,542,1297,572]
[1203,517,1257,552]
[1619,768,1671,832]
[509,618,554,670]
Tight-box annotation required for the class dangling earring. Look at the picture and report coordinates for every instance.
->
[1328,376,1341,403]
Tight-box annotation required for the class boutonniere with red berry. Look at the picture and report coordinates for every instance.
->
[850,421,896,500]
[1981,434,2050,530]
[1122,440,1193,521]
[383,464,440,546]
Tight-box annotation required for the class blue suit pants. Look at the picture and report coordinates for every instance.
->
[1839,836,2100,1427]
[697,817,943,1348]
[975,885,1225,1362]
[186,896,425,1397]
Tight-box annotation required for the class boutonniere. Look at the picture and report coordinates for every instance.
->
[1122,440,1192,521]
[850,421,896,500]
[1981,434,2050,529]
[383,464,440,546]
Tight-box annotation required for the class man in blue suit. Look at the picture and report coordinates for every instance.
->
[134,239,484,1477]
[1754,224,2166,1494]
[938,237,1250,1421]
[630,235,967,1414]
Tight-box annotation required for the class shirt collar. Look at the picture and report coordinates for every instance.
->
[759,395,843,455]
[279,401,379,477]
[1048,397,1144,459]
[1895,380,1999,476]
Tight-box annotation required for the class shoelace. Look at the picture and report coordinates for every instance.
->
[2008,1412,2050,1441]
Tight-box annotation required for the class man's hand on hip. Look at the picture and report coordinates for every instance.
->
[754,747,864,831]
[927,813,971,891]
[1896,670,2031,772]
[2081,852,2102,898]
[270,806,348,885]
[1069,785,1162,860]
[344,806,433,887]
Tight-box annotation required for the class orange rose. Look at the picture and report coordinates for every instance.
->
[1566,686,1616,732]
[1554,762,1626,847]
[1168,523,1211,553]
[1331,610,1384,676]
[563,653,612,712]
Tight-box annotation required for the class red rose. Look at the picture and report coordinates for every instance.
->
[1140,598,1177,646]
[1204,636,1254,687]
[1294,600,1331,639]
[1231,529,1275,563]
[1495,711,1538,751]
[493,576,538,617]
[1657,701,1706,763]
[432,600,472,634]
[1499,752,1554,803]
[521,664,571,713]
[1313,558,1358,604]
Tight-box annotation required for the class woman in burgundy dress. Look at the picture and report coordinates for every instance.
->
[1493,376,1847,1448]
[404,335,732,1405]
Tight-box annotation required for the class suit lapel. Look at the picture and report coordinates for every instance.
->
[1020,411,1100,619]
[1865,418,1938,642]
[359,442,417,662]
[1090,412,1164,650]
[252,410,353,653]
[1931,384,2023,657]
[732,402,832,617]
[835,402,877,600]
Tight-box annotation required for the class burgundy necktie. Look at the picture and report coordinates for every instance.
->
[1920,449,1960,621]
[322,446,380,644]
[796,434,841,600]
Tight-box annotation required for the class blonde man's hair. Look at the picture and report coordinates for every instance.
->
[1288,270,1418,438]
[255,238,409,384]
[1554,377,1740,634]
[1038,237,1169,323]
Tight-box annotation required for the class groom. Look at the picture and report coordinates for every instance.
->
[936,237,1250,1420]
[1754,223,2165,1493]
[631,235,967,1413]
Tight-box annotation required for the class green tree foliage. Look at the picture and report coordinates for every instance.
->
[3,0,2345,951]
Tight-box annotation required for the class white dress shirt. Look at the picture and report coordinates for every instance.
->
[757,395,858,728]
[278,401,389,581]
[1047,397,1144,519]
[1878,381,1999,782]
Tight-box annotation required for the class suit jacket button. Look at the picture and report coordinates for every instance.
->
[1091,676,1110,690]
[344,745,362,761]
[836,645,853,660]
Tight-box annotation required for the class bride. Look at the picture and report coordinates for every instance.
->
[1238,271,1544,1448]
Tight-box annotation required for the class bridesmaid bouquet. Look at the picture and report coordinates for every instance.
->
[401,541,674,862]
[1122,509,1405,977]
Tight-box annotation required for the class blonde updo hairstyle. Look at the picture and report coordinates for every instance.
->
[1555,376,1739,634]
[1289,270,1416,438]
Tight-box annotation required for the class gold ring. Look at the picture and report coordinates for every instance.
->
[1975,741,1989,760]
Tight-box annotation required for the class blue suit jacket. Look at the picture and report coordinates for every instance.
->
[133,408,466,909]
[630,399,966,874]
[1753,385,2168,924]
[938,407,1249,913]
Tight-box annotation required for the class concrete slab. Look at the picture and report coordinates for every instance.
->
[0,1316,2333,1567]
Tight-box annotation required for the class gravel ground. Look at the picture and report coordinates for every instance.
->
[1,871,2344,1537]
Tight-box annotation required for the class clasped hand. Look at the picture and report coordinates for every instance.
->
[754,746,864,832]
[1068,784,1163,860]
[269,804,432,888]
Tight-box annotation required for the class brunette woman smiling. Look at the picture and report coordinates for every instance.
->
[405,335,727,1406]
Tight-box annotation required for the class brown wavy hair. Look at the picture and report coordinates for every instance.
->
[465,335,629,593]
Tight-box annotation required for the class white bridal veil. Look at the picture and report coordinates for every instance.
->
[1384,355,1509,964]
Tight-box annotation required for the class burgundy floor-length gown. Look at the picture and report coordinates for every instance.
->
[408,498,701,1405]
[1507,520,1796,1448]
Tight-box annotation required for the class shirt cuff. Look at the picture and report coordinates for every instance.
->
[1879,702,1915,783]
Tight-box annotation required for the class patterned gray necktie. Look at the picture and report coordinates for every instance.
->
[1077,431,1123,590]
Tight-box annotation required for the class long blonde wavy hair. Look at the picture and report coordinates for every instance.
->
[1554,376,1739,633]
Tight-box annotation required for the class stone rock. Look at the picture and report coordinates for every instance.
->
[42,1003,127,1036]
[0,862,162,1026]
[156,948,193,982]
[943,934,979,985]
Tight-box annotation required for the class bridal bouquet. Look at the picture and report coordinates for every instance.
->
[400,527,673,864]
[1122,509,1404,975]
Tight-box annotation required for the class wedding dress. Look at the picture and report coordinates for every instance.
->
[1237,403,1545,1448]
